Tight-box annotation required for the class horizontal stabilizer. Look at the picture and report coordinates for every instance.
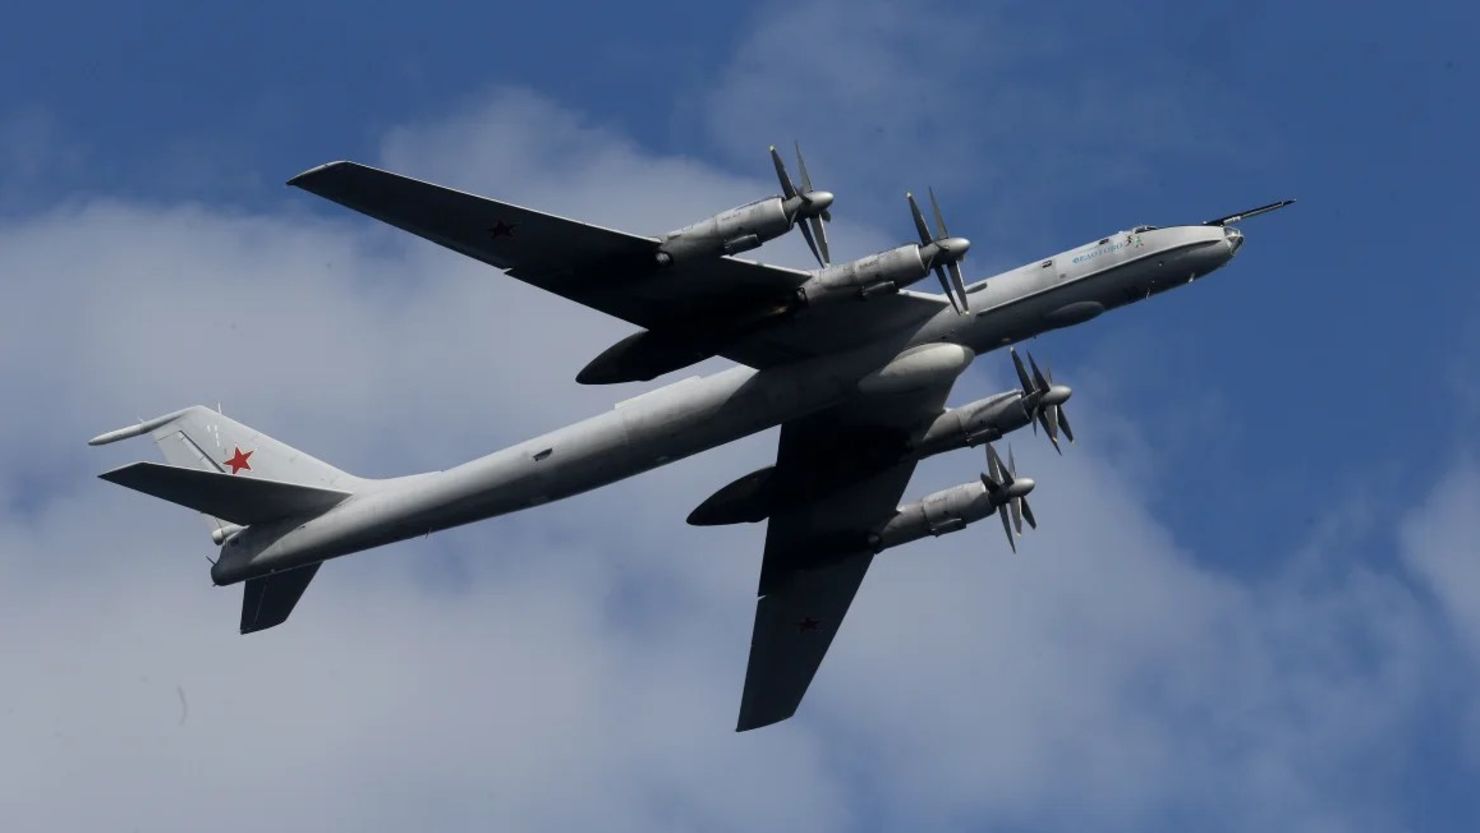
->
[241,563,321,634]
[100,462,351,526]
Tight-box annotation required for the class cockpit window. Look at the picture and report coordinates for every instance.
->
[1132,225,1158,233]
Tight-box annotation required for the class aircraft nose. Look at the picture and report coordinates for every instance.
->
[1224,226,1244,255]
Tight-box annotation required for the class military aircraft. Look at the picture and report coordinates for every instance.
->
[90,145,1292,730]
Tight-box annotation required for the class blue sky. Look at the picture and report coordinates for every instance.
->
[4,2,1480,831]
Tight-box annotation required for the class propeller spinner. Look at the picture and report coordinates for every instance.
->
[907,189,971,314]
[770,142,834,267]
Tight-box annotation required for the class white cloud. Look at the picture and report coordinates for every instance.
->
[699,0,1220,245]
[1401,456,1480,682]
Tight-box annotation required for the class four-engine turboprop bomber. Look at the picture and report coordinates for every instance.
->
[91,150,1292,730]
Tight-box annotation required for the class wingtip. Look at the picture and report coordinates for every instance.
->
[735,703,796,732]
[285,160,354,188]
[735,716,783,732]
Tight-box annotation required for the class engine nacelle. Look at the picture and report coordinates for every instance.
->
[687,466,776,526]
[657,198,792,265]
[871,480,994,551]
[577,329,720,385]
[911,391,1033,456]
[794,244,928,306]
[857,343,975,396]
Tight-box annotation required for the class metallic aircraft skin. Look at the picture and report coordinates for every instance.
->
[92,160,1277,727]
[204,223,1238,585]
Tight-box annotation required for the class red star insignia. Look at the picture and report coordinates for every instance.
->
[489,220,516,239]
[796,616,821,632]
[224,446,253,474]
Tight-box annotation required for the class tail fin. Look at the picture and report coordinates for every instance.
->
[91,406,361,635]
[90,405,361,536]
[88,405,356,488]
[241,564,321,634]
[98,462,351,526]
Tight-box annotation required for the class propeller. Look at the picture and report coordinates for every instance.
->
[1010,349,1075,454]
[907,188,971,314]
[980,443,1037,553]
[770,142,834,267]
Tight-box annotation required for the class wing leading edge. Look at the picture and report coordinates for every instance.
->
[289,161,807,329]
[290,161,948,371]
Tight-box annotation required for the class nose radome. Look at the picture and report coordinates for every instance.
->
[1224,226,1244,255]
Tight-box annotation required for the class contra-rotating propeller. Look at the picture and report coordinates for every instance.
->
[1010,348,1075,454]
[981,444,1037,553]
[770,142,834,267]
[907,188,971,314]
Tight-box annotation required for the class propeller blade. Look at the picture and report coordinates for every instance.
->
[907,193,933,246]
[986,443,1005,485]
[797,217,825,268]
[795,142,814,192]
[1028,353,1049,394]
[770,146,798,200]
[1010,349,1033,396]
[1009,496,1022,534]
[1046,403,1060,441]
[1058,406,1075,444]
[948,260,969,313]
[1008,445,1017,479]
[998,505,1016,553]
[928,187,950,238]
[808,215,830,265]
[1020,496,1038,529]
[934,265,960,313]
[1038,410,1061,454]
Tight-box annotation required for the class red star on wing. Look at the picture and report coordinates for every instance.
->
[796,616,821,632]
[224,446,253,474]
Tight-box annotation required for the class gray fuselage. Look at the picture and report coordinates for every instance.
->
[211,224,1239,584]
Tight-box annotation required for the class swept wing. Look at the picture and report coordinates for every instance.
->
[290,161,945,368]
[736,375,957,730]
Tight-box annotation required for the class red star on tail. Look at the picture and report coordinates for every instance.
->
[224,446,253,474]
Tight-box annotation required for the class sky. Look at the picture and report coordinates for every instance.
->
[2,1,1479,830]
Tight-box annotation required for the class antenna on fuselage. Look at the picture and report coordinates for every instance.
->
[1203,199,1296,226]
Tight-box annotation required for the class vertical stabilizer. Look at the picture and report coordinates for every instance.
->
[146,406,357,489]
[90,406,359,634]
[92,405,362,539]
